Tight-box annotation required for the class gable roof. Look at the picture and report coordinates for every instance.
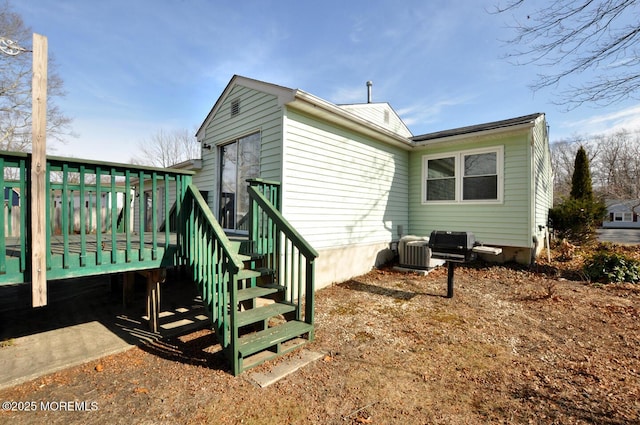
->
[606,199,640,210]
[196,75,414,149]
[197,76,545,151]
[338,102,413,138]
[196,75,297,139]
[412,113,544,145]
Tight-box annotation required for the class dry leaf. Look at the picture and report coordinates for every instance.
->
[356,416,373,424]
[94,364,104,372]
[134,387,149,394]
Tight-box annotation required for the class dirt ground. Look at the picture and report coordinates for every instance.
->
[1,244,639,424]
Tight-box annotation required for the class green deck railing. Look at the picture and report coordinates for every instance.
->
[0,153,28,279]
[0,150,194,285]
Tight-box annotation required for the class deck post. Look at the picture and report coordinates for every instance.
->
[146,268,165,333]
[31,33,48,307]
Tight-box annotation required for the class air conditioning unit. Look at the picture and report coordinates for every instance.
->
[398,235,443,270]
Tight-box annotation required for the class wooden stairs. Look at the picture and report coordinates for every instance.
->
[224,243,314,373]
[179,180,318,375]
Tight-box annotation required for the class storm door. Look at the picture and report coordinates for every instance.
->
[219,132,260,231]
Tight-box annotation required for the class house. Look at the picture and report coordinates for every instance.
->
[195,75,553,289]
[603,199,640,228]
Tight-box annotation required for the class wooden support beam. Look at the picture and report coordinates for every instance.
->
[145,268,165,333]
[31,33,47,307]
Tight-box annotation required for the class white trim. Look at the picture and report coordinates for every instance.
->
[613,212,633,222]
[215,128,262,148]
[281,109,289,216]
[421,146,504,205]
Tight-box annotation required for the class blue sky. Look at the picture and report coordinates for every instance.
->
[14,0,640,163]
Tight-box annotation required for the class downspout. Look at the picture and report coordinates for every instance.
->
[529,130,536,265]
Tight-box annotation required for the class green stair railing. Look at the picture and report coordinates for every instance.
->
[177,183,246,352]
[247,181,318,329]
[178,180,318,374]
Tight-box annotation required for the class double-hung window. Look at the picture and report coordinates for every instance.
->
[613,212,633,222]
[423,147,503,203]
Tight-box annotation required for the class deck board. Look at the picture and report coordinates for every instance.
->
[1,232,179,285]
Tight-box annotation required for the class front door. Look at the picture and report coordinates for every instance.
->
[219,132,260,231]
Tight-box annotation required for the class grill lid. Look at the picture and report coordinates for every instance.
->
[428,230,477,262]
[428,230,476,250]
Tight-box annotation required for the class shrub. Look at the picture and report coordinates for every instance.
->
[549,197,607,243]
[583,251,640,284]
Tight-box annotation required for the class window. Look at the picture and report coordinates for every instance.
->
[219,132,260,230]
[426,157,455,201]
[463,152,498,200]
[613,212,633,222]
[422,147,503,203]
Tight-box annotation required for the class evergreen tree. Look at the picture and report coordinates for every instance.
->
[549,146,606,243]
[570,146,593,201]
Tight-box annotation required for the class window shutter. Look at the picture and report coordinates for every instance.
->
[634,213,638,222]
[610,212,614,221]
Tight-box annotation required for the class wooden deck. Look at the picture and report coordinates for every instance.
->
[1,232,179,285]
[0,150,194,304]
[0,153,318,373]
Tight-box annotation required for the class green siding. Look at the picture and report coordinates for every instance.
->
[197,85,284,211]
[409,134,532,247]
[283,108,409,250]
[532,116,553,245]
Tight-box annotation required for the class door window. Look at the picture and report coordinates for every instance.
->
[219,132,260,229]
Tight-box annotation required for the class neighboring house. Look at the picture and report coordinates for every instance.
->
[51,190,129,235]
[603,200,640,228]
[3,187,20,237]
[195,75,553,289]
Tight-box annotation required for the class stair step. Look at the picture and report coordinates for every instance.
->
[237,253,252,262]
[237,267,273,280]
[238,320,313,358]
[237,269,262,280]
[237,285,284,302]
[236,302,296,328]
[240,252,264,261]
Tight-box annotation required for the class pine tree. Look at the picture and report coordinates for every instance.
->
[570,146,593,201]
[549,145,606,243]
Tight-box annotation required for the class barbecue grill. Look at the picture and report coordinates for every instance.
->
[428,230,501,298]
[428,230,477,263]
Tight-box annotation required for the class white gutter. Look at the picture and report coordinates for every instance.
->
[287,90,415,150]
[412,122,536,149]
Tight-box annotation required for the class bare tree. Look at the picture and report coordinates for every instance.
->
[550,138,579,200]
[552,129,640,208]
[496,0,640,108]
[130,128,199,168]
[591,129,640,199]
[0,1,72,152]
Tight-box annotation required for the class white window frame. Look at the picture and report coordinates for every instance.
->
[613,212,633,222]
[422,146,504,204]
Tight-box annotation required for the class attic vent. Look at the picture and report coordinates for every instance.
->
[384,110,390,124]
[230,98,240,117]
